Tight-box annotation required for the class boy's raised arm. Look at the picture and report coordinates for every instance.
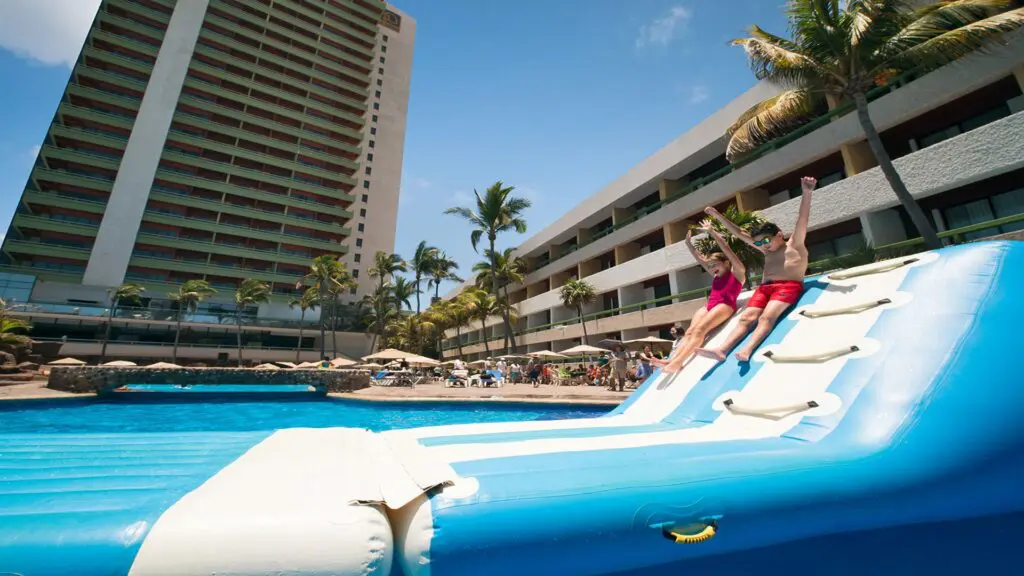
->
[791,176,816,247]
[705,206,757,248]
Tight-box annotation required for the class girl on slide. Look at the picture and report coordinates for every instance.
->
[663,223,746,373]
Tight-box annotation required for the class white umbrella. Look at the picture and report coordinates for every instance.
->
[527,350,569,359]
[295,361,321,368]
[468,359,489,368]
[48,357,86,366]
[559,344,609,356]
[625,336,674,345]
[330,357,358,367]
[146,362,181,368]
[362,348,420,361]
[275,361,298,368]
[101,360,137,367]
[405,355,440,367]
[253,363,280,370]
[357,362,384,369]
[494,354,527,360]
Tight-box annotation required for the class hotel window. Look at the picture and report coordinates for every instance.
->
[358,223,364,232]
[372,114,378,122]
[363,180,370,189]
[808,233,866,262]
[373,103,379,110]
[381,46,387,53]
[942,188,1024,240]
[370,127,376,135]
[364,166,371,175]
[356,238,363,247]
[369,140,375,148]
[350,287,357,295]
[375,90,381,98]
[379,56,385,64]
[354,253,361,263]
[359,208,366,217]
[367,153,374,161]
[361,194,368,202]
[377,79,383,87]
[378,67,384,75]
[353,269,359,278]
[383,35,389,42]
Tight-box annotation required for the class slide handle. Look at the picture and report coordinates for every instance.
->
[723,398,818,417]
[800,298,891,318]
[763,345,859,363]
[662,520,718,544]
[829,258,918,281]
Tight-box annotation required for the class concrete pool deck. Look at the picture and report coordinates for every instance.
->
[0,380,629,406]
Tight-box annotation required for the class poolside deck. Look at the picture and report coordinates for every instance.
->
[1,380,629,405]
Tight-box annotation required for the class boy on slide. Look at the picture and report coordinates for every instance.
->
[662,223,746,373]
[697,176,817,363]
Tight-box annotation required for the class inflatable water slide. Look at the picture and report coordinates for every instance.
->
[2,241,1023,575]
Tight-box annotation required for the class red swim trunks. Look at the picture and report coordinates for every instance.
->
[748,280,804,309]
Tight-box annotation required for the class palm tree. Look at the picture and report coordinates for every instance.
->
[427,251,463,303]
[391,277,416,315]
[473,248,526,350]
[100,283,144,362]
[444,294,472,358]
[445,181,531,353]
[464,287,499,355]
[727,0,1024,250]
[410,241,440,314]
[304,255,355,359]
[233,279,271,365]
[691,205,768,275]
[0,298,31,347]
[559,278,597,345]
[360,285,397,352]
[289,287,320,363]
[387,313,436,355]
[169,280,217,364]
[367,251,407,350]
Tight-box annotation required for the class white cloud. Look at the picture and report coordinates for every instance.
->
[636,6,692,49]
[0,0,101,67]
[689,85,710,104]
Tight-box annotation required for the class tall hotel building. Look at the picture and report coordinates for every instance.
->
[0,0,415,361]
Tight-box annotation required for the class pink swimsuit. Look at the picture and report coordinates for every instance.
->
[706,273,742,311]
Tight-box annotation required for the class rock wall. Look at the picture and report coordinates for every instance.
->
[48,367,370,395]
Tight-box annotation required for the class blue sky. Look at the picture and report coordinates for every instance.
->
[0,0,788,296]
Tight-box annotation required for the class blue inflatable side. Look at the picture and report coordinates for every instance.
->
[414,241,1024,576]
[0,431,270,574]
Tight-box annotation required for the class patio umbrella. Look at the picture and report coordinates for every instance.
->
[253,363,280,370]
[101,360,136,367]
[294,361,320,369]
[356,362,383,369]
[526,350,569,359]
[559,344,610,356]
[330,357,358,367]
[494,354,528,360]
[624,336,673,345]
[405,355,440,367]
[145,362,181,368]
[274,361,298,368]
[467,359,489,368]
[597,338,625,350]
[362,348,421,362]
[48,357,86,366]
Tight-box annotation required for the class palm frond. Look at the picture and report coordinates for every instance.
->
[726,88,821,160]
[887,7,1024,71]
[733,34,836,87]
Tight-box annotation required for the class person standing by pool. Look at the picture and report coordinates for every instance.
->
[697,176,816,363]
[608,345,629,392]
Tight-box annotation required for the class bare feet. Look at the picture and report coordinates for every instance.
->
[695,347,727,362]
[663,359,683,374]
[734,349,752,363]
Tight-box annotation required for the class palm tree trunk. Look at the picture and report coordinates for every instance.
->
[480,319,490,355]
[296,309,305,363]
[853,92,942,250]
[236,316,244,366]
[415,274,421,314]
[434,279,441,302]
[489,236,517,354]
[100,300,115,362]
[329,297,338,358]
[172,313,182,364]
[578,305,589,345]
[318,289,326,359]
[370,330,379,354]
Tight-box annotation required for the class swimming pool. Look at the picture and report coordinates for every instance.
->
[0,397,610,434]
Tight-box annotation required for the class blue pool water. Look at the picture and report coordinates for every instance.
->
[0,397,610,434]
